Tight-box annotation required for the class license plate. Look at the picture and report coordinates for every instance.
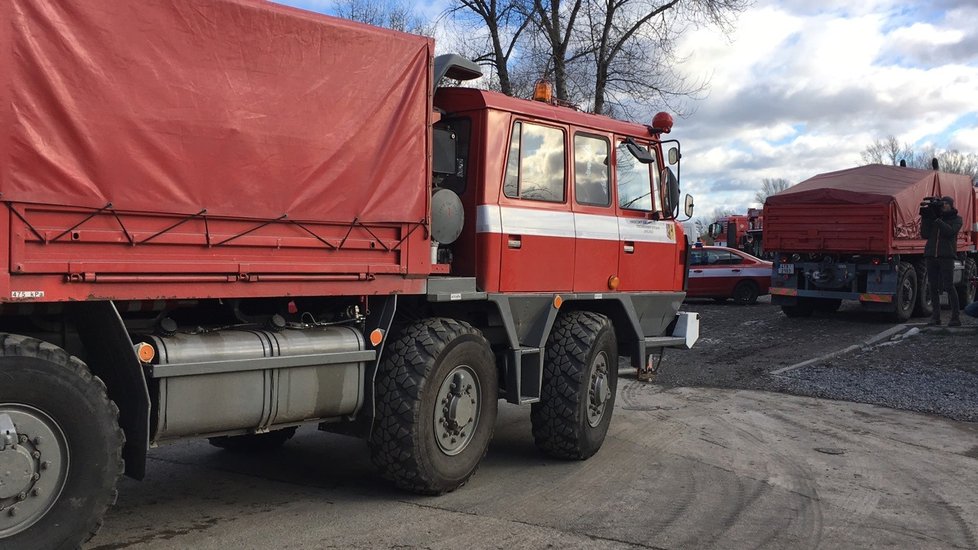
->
[778,264,795,275]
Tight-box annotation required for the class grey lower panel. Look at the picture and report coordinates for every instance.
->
[426,276,488,302]
[487,291,686,402]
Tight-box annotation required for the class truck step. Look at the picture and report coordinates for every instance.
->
[502,347,542,405]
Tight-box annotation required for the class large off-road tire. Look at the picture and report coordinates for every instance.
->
[781,299,814,318]
[370,318,497,495]
[531,311,617,460]
[956,257,977,308]
[892,261,917,322]
[912,261,934,318]
[209,427,297,452]
[812,298,843,313]
[0,334,124,550]
[732,281,760,305]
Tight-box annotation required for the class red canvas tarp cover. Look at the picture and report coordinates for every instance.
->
[0,0,432,222]
[766,165,976,240]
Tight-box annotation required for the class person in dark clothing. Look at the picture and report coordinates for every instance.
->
[921,195,963,326]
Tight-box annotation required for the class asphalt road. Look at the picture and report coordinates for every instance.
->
[87,383,978,549]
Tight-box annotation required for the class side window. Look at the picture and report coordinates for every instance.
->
[616,141,653,211]
[706,250,722,265]
[719,251,744,265]
[574,134,610,207]
[503,121,566,202]
[433,117,471,195]
[690,250,706,266]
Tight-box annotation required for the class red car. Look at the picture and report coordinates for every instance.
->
[687,246,772,304]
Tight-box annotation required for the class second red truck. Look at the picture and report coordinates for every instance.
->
[765,164,978,320]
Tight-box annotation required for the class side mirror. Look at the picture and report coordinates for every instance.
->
[668,147,680,166]
[625,138,655,164]
[684,193,694,218]
[660,167,680,215]
[708,223,721,238]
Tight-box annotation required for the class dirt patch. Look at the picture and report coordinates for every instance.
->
[646,297,978,422]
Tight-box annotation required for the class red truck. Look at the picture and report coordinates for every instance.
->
[708,215,748,249]
[0,1,699,547]
[708,213,766,257]
[765,165,978,320]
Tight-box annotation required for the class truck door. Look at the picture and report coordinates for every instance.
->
[571,132,618,292]
[614,140,678,291]
[497,120,575,292]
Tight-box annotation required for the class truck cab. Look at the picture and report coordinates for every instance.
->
[433,87,688,295]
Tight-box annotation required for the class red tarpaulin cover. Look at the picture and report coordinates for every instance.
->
[766,165,976,239]
[0,0,432,223]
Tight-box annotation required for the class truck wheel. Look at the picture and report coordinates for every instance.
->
[0,334,124,550]
[912,262,934,318]
[732,281,759,305]
[370,318,497,495]
[956,258,977,308]
[781,299,814,318]
[531,311,617,460]
[209,427,297,452]
[892,261,917,322]
[812,298,842,313]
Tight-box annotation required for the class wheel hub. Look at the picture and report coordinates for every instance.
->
[587,351,611,428]
[0,406,69,538]
[0,445,34,500]
[434,367,481,456]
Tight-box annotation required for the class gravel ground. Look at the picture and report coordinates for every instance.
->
[650,296,978,422]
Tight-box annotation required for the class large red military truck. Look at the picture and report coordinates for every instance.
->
[765,165,978,320]
[0,1,698,547]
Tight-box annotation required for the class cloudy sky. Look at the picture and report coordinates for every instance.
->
[277,0,977,217]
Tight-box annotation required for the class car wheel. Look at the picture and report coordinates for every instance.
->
[732,281,759,305]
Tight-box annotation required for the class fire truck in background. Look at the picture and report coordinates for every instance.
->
[708,215,748,248]
[708,212,767,257]
[0,1,699,547]
[766,164,978,321]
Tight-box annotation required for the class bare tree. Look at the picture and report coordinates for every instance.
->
[527,0,587,101]
[449,0,533,96]
[754,177,791,205]
[861,136,913,166]
[577,0,746,115]
[861,137,978,185]
[332,0,430,33]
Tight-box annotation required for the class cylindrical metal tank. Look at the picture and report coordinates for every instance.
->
[145,327,366,442]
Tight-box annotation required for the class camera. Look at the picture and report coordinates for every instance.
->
[919,196,943,218]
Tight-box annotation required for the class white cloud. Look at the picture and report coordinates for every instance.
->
[670,0,978,215]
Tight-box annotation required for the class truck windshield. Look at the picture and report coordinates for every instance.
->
[617,141,660,212]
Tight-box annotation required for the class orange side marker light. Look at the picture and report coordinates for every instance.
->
[135,342,155,363]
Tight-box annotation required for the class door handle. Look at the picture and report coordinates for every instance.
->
[693,269,703,273]
[623,241,635,254]
[731,269,741,273]
[507,235,522,249]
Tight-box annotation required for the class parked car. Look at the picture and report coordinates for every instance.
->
[687,246,772,304]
